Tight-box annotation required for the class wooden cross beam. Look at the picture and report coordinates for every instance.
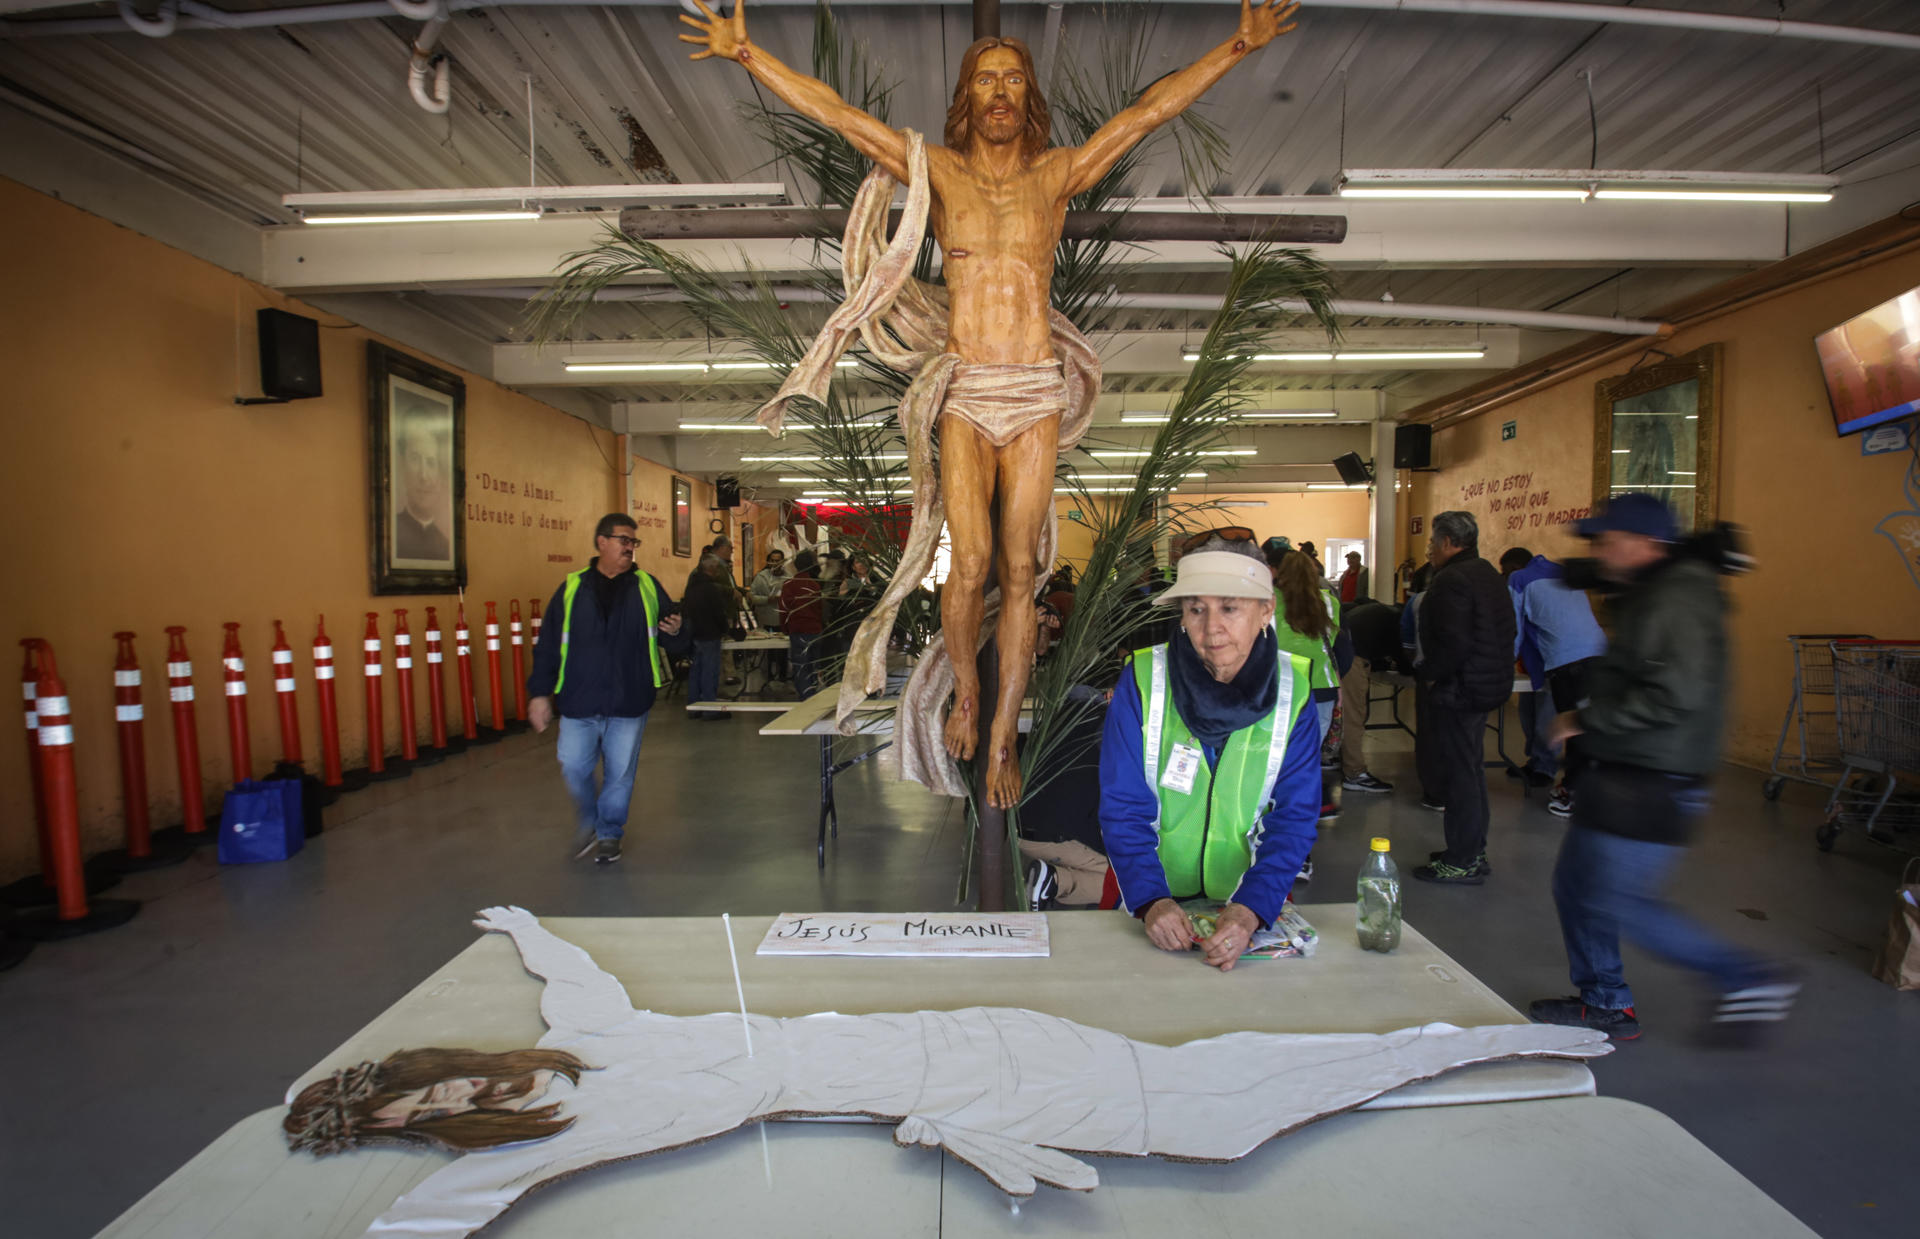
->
[620,207,1347,246]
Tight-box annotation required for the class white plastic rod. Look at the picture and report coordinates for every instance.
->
[115,0,177,37]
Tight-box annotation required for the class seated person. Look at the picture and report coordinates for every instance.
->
[1099,537,1322,971]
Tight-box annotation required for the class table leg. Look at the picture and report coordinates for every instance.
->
[817,734,835,869]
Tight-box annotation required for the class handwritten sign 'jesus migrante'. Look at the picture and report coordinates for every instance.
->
[756,912,1050,958]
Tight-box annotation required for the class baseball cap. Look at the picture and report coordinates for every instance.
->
[1154,551,1276,604]
[1574,493,1679,542]
[1261,535,1293,556]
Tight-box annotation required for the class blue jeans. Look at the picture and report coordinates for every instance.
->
[556,714,648,839]
[1518,691,1559,778]
[789,633,821,699]
[1552,815,1769,1009]
[690,639,722,707]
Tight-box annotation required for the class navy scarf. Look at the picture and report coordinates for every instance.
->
[1167,623,1279,752]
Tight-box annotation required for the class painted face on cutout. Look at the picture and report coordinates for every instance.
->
[369,1073,551,1128]
[969,47,1029,148]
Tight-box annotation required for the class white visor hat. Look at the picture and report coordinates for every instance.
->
[1153,551,1275,604]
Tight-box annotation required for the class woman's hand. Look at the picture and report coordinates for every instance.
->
[1200,902,1261,971]
[1143,899,1198,952]
[678,0,749,62]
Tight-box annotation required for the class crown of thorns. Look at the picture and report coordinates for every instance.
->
[286,1061,383,1156]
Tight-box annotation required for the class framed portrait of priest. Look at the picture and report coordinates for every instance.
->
[369,342,467,594]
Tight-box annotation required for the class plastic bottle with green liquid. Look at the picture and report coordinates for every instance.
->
[1356,837,1401,953]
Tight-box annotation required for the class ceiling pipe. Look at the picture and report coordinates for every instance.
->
[115,0,177,37]
[436,283,1665,335]
[7,0,1920,51]
[408,14,451,115]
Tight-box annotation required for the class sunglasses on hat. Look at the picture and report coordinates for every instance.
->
[1176,526,1257,555]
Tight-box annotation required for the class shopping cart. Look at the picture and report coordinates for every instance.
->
[1816,640,1920,853]
[1763,634,1872,801]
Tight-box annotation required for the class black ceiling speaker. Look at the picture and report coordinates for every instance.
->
[1332,452,1373,487]
[256,308,322,401]
[714,475,741,509]
[1394,424,1433,470]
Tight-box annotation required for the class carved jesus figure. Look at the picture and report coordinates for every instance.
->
[683,0,1301,806]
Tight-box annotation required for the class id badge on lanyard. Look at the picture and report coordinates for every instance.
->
[1161,742,1203,795]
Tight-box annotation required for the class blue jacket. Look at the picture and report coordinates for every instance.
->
[1507,556,1607,689]
[526,562,690,719]
[1097,667,1322,928]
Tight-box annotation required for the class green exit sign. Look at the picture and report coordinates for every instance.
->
[1067,509,1084,521]
[1501,420,1517,441]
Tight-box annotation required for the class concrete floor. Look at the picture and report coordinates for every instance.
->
[3,702,1916,1238]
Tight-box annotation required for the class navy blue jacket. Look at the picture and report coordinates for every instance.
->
[526,561,689,719]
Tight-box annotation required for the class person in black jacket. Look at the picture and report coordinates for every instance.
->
[683,552,734,721]
[1529,495,1795,1043]
[526,514,690,865]
[1413,510,1517,884]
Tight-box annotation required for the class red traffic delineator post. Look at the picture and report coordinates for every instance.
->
[161,627,216,843]
[350,612,408,783]
[12,640,139,941]
[99,632,191,874]
[392,609,440,767]
[312,615,359,790]
[423,606,459,755]
[2,640,122,908]
[482,601,512,736]
[270,621,303,767]
[508,601,530,725]
[220,623,252,787]
[455,602,498,746]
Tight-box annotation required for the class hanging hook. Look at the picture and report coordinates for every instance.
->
[117,0,178,38]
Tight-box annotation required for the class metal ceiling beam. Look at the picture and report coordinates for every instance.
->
[261,198,1789,292]
[7,0,1920,52]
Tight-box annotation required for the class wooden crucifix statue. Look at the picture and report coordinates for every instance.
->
[683,0,1301,808]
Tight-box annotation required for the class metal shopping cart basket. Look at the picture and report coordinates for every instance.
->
[1764,634,1872,801]
[1816,640,1920,853]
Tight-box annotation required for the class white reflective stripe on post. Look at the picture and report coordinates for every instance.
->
[395,656,413,669]
[170,686,195,702]
[511,623,522,632]
[364,664,383,677]
[426,630,441,640]
[363,640,381,652]
[224,658,244,673]
[456,629,470,640]
[395,634,412,646]
[37,696,70,718]
[486,624,499,636]
[275,677,297,692]
[20,683,34,701]
[314,646,333,659]
[114,669,141,687]
[116,704,143,722]
[39,724,73,746]
[225,681,247,696]
[427,652,443,663]
[168,661,192,678]
[486,640,500,651]
[457,645,471,656]
[24,711,36,729]
[272,650,294,665]
[315,667,335,680]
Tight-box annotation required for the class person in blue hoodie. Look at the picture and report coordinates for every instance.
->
[1504,547,1607,818]
[527,514,691,865]
[1099,537,1322,971]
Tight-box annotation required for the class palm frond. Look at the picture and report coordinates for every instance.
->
[742,0,894,208]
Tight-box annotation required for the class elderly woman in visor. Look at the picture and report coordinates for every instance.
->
[1100,536,1322,970]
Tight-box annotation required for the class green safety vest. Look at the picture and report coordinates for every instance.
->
[1271,585,1342,691]
[1133,642,1314,902]
[553,568,667,694]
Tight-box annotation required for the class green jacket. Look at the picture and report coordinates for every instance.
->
[1577,555,1726,775]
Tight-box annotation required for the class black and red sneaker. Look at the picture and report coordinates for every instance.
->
[1528,996,1640,1041]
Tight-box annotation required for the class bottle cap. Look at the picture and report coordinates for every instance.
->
[1370,837,1391,852]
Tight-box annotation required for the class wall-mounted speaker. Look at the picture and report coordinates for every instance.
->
[1332,452,1373,487]
[257,308,322,401]
[1394,423,1433,470]
[714,475,741,509]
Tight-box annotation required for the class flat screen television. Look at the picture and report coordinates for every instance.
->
[1814,285,1920,435]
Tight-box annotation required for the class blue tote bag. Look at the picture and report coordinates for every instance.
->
[217,777,306,864]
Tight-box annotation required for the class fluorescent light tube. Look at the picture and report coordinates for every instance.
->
[1339,187,1590,200]
[1307,483,1370,490]
[568,362,710,373]
[740,454,907,462]
[1593,189,1832,203]
[1089,448,1257,458]
[303,211,542,225]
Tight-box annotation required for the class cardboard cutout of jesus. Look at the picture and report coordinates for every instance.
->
[682,0,1302,807]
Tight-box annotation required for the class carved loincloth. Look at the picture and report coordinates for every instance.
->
[754,131,1100,797]
[943,361,1068,447]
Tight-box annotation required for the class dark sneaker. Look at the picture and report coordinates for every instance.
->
[1704,980,1800,1047]
[1413,856,1490,884]
[1318,801,1339,820]
[570,828,598,861]
[1529,996,1641,1041]
[1548,787,1574,818]
[1024,859,1057,910]
[1342,772,1394,793]
[1295,857,1314,883]
[1419,796,1447,812]
[593,836,623,865]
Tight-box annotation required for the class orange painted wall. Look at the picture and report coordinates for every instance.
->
[1409,243,1920,768]
[0,178,625,879]
[1052,490,1372,572]
[622,444,719,595]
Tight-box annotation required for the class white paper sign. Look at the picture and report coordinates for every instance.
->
[757,912,1050,958]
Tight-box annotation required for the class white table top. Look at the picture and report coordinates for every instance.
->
[285,909,1592,1110]
[722,633,790,651]
[758,687,1032,737]
[98,1098,1814,1239]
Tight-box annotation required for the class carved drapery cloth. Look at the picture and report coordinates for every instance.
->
[755,131,1100,797]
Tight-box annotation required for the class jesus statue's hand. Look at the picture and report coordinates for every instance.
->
[678,0,748,62]
[1236,0,1301,50]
